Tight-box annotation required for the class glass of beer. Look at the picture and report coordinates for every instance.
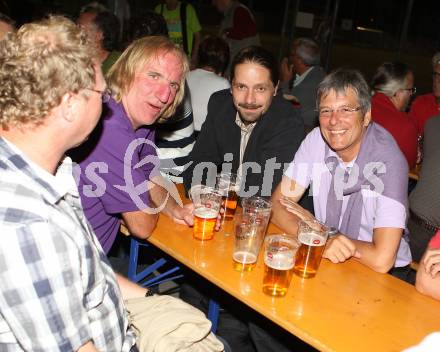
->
[216,173,239,233]
[189,185,221,241]
[263,234,298,297]
[293,220,329,278]
[232,197,272,272]
[241,197,272,234]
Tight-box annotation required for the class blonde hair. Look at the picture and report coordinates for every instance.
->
[0,15,96,127]
[107,36,189,120]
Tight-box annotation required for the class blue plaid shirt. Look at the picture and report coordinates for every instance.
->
[0,138,136,351]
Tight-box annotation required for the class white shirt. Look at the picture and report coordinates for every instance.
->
[186,68,230,131]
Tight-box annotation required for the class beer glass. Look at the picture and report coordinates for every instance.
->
[189,185,221,241]
[232,197,272,272]
[263,234,298,297]
[293,220,329,278]
[216,173,239,219]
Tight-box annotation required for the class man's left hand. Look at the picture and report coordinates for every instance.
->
[323,234,361,263]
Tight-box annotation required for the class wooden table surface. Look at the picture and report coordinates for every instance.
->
[128,185,440,351]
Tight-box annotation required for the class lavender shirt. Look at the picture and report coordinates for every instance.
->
[285,127,411,267]
[77,98,158,253]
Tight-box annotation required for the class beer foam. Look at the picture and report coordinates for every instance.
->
[264,251,294,270]
[298,233,325,246]
[233,251,257,264]
[195,207,218,219]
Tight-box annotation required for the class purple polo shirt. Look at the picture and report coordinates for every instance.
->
[77,98,158,253]
[284,127,411,267]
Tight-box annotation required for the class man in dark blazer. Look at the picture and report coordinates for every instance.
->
[184,45,305,198]
[182,45,307,351]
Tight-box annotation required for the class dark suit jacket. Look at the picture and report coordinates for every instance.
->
[183,89,305,197]
[281,66,326,131]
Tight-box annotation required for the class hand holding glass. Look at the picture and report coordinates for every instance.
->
[189,185,222,241]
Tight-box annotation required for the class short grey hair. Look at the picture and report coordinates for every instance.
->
[293,37,320,66]
[317,68,371,115]
[432,52,440,69]
[371,61,411,97]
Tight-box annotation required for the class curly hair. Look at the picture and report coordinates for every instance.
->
[0,15,96,127]
[107,35,189,120]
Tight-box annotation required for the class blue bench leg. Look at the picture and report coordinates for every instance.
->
[208,299,220,333]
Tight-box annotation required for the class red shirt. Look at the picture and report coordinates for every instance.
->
[371,92,418,168]
[409,93,440,136]
[227,6,257,39]
[428,230,440,249]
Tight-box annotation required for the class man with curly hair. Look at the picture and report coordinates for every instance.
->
[0,15,139,351]
[0,15,223,352]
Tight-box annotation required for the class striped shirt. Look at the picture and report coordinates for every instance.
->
[155,87,196,183]
[0,138,136,351]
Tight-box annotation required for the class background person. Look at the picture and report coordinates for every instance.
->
[271,68,413,282]
[415,230,440,300]
[279,37,326,132]
[77,5,121,73]
[408,116,440,262]
[155,0,201,68]
[212,0,260,75]
[127,11,169,44]
[0,12,14,39]
[371,61,418,169]
[409,52,440,137]
[186,35,230,132]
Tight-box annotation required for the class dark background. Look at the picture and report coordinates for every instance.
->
[3,0,438,94]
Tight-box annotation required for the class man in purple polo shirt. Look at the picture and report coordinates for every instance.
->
[271,68,412,281]
[74,36,193,254]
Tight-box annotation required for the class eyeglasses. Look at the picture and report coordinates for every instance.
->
[86,88,112,103]
[401,87,417,95]
[317,106,362,118]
